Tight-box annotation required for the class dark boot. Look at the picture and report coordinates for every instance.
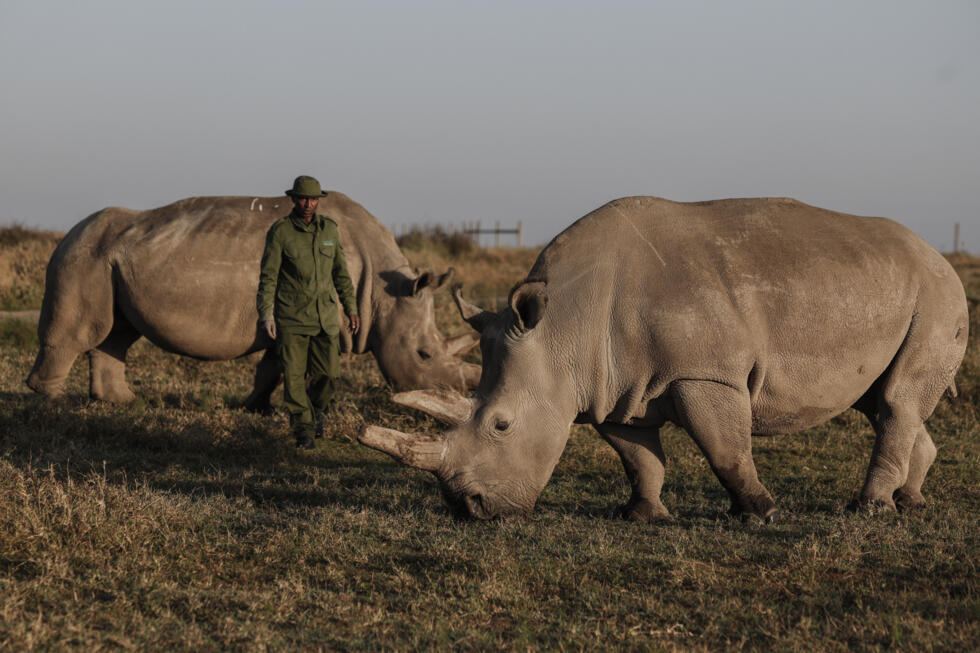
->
[295,433,315,449]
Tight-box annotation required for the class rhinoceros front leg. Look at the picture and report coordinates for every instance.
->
[242,348,282,415]
[89,320,141,403]
[671,380,778,523]
[27,346,81,399]
[595,423,671,522]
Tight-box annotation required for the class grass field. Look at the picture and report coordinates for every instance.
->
[0,227,977,650]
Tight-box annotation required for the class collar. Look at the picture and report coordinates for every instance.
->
[289,212,322,232]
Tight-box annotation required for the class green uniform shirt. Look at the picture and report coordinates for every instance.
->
[257,213,358,335]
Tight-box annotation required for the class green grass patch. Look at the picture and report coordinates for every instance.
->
[0,318,38,350]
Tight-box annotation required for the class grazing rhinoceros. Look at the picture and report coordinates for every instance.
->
[359,196,969,521]
[26,193,480,408]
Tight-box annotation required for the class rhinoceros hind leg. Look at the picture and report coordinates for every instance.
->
[596,423,672,522]
[859,307,964,510]
[858,367,945,510]
[89,319,141,403]
[672,380,777,521]
[855,412,923,512]
[242,348,282,415]
[892,425,935,510]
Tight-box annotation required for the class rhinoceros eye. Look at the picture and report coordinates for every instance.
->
[494,418,510,432]
[417,348,432,360]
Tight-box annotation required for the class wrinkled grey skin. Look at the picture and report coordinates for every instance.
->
[26,193,480,406]
[360,196,969,522]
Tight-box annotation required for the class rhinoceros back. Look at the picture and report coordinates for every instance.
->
[40,194,407,360]
[527,196,967,432]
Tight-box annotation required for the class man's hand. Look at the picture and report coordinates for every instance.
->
[262,319,277,340]
[349,315,360,335]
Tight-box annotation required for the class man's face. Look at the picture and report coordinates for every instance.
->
[292,196,319,222]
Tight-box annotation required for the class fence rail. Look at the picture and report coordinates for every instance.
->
[392,221,523,247]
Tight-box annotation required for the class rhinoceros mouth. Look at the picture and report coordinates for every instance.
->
[439,478,535,521]
[463,493,491,520]
[446,490,506,521]
[439,481,489,520]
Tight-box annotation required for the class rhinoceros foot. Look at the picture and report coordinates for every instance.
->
[728,494,779,524]
[26,372,65,399]
[608,498,672,523]
[242,397,276,416]
[892,488,927,511]
[845,496,897,514]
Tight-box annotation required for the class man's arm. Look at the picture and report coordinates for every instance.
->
[332,240,360,333]
[257,225,282,339]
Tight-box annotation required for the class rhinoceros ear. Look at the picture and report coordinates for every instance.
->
[510,281,548,331]
[445,332,479,356]
[452,284,495,334]
[412,267,455,296]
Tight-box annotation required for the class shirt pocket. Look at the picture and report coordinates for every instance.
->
[318,241,336,258]
[282,242,303,260]
[276,288,300,307]
[282,241,314,279]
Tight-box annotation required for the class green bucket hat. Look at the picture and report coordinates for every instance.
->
[285,175,328,198]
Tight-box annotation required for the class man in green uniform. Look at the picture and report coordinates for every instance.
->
[257,175,360,449]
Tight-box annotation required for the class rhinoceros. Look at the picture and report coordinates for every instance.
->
[26,193,480,407]
[359,196,969,521]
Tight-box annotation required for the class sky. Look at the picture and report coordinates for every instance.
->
[1,0,978,252]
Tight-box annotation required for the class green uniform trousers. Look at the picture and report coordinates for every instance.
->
[277,328,340,437]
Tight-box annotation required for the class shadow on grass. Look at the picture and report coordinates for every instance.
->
[0,390,446,516]
[0,388,894,526]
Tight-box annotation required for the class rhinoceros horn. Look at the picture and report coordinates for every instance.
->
[452,285,495,333]
[392,388,475,425]
[357,425,446,472]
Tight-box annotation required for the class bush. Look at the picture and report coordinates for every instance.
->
[0,223,61,310]
[0,223,44,247]
[396,225,476,259]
